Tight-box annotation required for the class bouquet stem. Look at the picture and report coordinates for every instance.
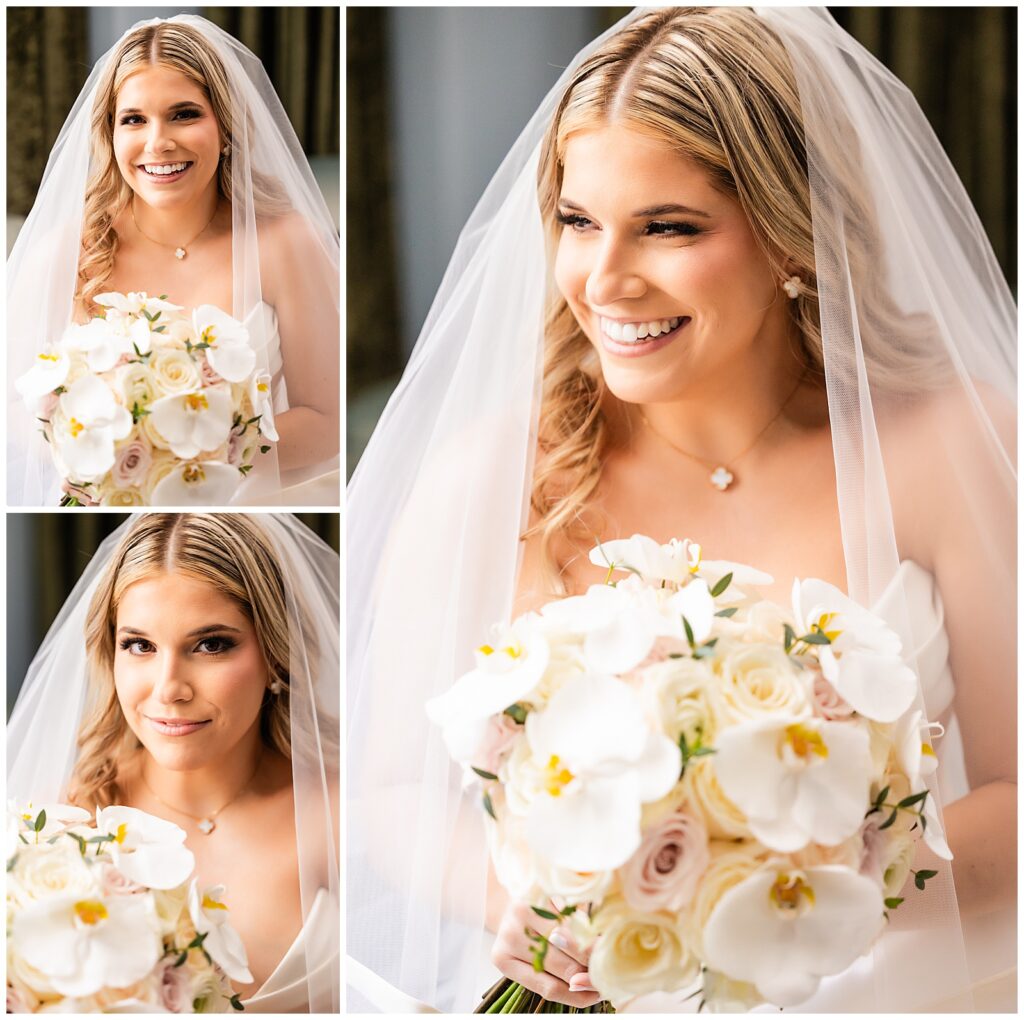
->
[475,978,614,1013]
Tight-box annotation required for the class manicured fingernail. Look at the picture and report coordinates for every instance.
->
[549,930,569,951]
[569,973,595,992]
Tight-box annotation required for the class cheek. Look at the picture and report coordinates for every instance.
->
[554,238,584,302]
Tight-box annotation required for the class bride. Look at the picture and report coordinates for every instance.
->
[348,7,1015,1014]
[8,16,339,507]
[8,514,340,1012]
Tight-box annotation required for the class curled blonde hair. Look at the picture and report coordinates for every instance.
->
[78,21,290,313]
[529,6,942,588]
[68,514,296,810]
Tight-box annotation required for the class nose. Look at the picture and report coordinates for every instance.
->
[584,237,647,308]
[145,119,175,156]
[152,651,194,705]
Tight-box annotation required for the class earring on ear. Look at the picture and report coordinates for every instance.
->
[782,275,803,300]
[269,678,283,694]
[221,143,231,157]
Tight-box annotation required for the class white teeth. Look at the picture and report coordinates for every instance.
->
[601,315,684,344]
[143,162,189,176]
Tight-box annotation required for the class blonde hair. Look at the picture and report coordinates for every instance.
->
[529,6,941,589]
[78,21,290,313]
[68,514,295,809]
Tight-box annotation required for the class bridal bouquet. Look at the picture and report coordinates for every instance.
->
[16,292,277,506]
[427,535,950,1012]
[7,803,252,1013]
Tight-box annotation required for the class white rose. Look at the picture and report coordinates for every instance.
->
[684,841,766,958]
[701,969,766,1012]
[7,949,58,998]
[140,408,172,451]
[150,349,202,396]
[529,642,587,708]
[9,839,98,906]
[188,958,234,1013]
[117,363,158,411]
[711,643,811,725]
[641,656,717,748]
[738,600,791,643]
[141,450,180,500]
[534,857,615,906]
[152,883,190,938]
[98,485,147,507]
[682,757,750,840]
[587,897,699,1008]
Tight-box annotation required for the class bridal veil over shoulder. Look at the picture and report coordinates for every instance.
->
[7,14,340,505]
[8,514,340,1012]
[347,7,1015,1012]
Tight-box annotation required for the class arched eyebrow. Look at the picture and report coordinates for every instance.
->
[116,100,205,117]
[558,198,711,219]
[117,624,243,638]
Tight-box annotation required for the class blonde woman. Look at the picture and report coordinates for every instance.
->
[8,514,340,1012]
[9,16,339,506]
[348,7,1015,1014]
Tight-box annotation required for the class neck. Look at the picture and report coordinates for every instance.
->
[140,724,264,819]
[633,319,810,464]
[132,186,220,248]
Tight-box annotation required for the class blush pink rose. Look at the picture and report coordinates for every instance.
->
[227,431,245,466]
[474,713,522,777]
[111,439,152,488]
[811,672,855,720]
[619,810,710,912]
[158,958,193,1013]
[627,636,693,678]
[199,357,224,386]
[99,861,146,896]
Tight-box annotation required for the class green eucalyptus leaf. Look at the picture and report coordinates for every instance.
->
[682,616,695,648]
[884,897,904,909]
[34,810,47,833]
[783,623,797,652]
[531,906,559,921]
[897,790,928,809]
[482,792,496,821]
[874,785,891,809]
[504,704,527,724]
[800,630,831,645]
[472,766,499,782]
[877,808,899,831]
[229,993,245,1011]
[714,607,738,618]
[709,573,733,598]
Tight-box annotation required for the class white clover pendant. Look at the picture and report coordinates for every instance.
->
[197,818,215,835]
[710,466,734,491]
[174,247,186,260]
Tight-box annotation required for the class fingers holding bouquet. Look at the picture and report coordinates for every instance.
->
[491,899,600,1008]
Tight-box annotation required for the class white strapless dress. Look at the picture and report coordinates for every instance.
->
[242,888,339,1013]
[234,303,340,507]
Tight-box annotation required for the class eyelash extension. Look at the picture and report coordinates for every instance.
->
[645,220,703,237]
[119,637,152,652]
[119,108,202,127]
[555,210,592,229]
[117,635,237,654]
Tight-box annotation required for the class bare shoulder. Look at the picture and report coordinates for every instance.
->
[257,212,332,283]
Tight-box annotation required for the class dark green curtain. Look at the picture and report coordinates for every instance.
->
[6,7,89,216]
[6,513,340,716]
[7,7,338,218]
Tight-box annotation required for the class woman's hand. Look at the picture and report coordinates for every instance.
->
[490,900,602,1008]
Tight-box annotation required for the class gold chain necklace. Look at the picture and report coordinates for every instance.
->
[139,749,263,835]
[131,200,218,261]
[639,369,807,492]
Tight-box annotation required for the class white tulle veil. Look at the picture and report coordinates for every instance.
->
[7,513,340,1012]
[347,7,1015,1012]
[7,14,340,506]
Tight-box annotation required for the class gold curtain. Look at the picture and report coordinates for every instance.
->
[203,6,339,155]
[6,7,88,216]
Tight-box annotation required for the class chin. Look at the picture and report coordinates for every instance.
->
[596,350,698,406]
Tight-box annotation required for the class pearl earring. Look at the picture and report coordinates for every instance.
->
[221,144,231,157]
[269,678,282,694]
[782,275,803,300]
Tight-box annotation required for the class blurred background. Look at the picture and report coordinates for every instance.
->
[6,513,341,718]
[7,6,340,254]
[347,6,1017,473]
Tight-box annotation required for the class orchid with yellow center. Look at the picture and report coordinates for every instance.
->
[249,371,279,441]
[703,864,885,1006]
[150,460,241,506]
[94,806,194,890]
[792,578,917,722]
[590,534,703,585]
[11,889,162,997]
[894,709,952,860]
[149,388,234,460]
[519,674,680,871]
[188,879,253,984]
[16,348,70,403]
[95,291,183,319]
[53,376,133,482]
[426,615,550,764]
[192,305,256,382]
[713,715,872,852]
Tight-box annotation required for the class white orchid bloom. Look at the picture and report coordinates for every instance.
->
[541,582,674,674]
[16,349,70,401]
[188,880,254,984]
[590,534,701,585]
[665,578,715,643]
[95,291,183,317]
[11,802,91,841]
[426,615,549,763]
[58,317,137,373]
[249,371,279,441]
[54,376,133,482]
[703,865,885,1006]
[94,806,194,890]
[521,674,680,871]
[149,389,234,459]
[150,461,241,506]
[894,710,952,860]
[713,715,872,852]
[792,578,918,723]
[696,558,774,597]
[12,891,162,997]
[193,305,256,383]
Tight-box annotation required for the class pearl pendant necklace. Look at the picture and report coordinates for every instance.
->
[710,466,735,491]
[131,200,218,262]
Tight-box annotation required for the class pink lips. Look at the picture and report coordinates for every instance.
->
[600,317,691,358]
[145,717,210,737]
[138,162,192,184]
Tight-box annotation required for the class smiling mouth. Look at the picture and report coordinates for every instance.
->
[145,716,210,736]
[600,315,690,345]
[138,161,193,178]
